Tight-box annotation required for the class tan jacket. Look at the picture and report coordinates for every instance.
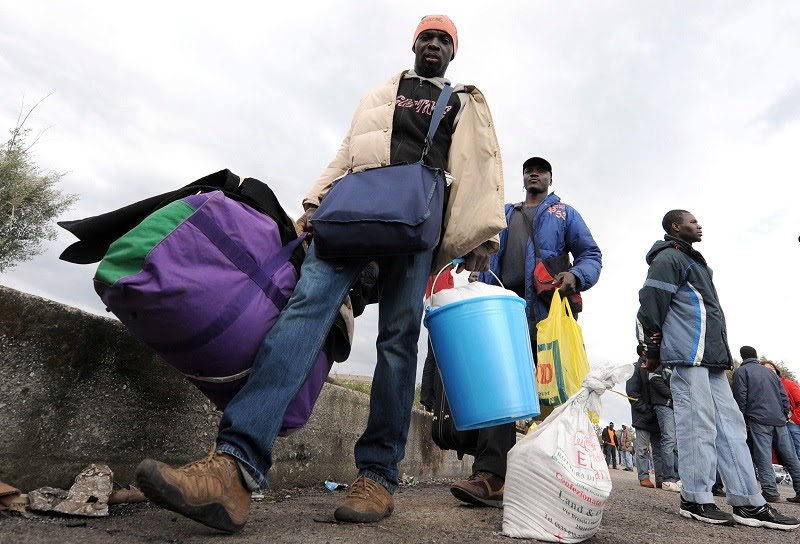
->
[303,71,506,272]
[618,427,634,452]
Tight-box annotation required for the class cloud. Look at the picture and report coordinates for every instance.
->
[3,1,800,429]
[753,85,800,132]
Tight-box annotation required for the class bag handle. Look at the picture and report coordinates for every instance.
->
[427,258,504,311]
[548,288,576,320]
[421,84,454,160]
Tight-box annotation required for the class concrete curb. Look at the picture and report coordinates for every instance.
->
[0,285,470,491]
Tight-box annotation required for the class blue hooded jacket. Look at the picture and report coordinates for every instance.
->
[478,193,602,324]
[636,235,732,369]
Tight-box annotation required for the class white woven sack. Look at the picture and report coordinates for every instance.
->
[502,364,633,542]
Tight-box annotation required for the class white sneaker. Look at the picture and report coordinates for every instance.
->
[662,481,682,492]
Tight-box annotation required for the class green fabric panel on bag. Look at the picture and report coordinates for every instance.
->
[94,200,196,285]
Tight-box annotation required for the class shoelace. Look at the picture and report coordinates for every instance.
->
[180,450,227,475]
[762,504,779,518]
[467,471,493,482]
[348,477,380,499]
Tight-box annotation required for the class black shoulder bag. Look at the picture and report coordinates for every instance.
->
[514,205,582,314]
[431,364,478,459]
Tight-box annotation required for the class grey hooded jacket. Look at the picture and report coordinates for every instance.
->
[636,236,732,369]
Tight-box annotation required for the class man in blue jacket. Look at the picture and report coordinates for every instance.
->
[732,346,800,504]
[449,156,602,508]
[636,210,799,530]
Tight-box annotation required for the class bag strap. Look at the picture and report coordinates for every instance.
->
[421,84,454,160]
[149,227,307,355]
[514,203,542,260]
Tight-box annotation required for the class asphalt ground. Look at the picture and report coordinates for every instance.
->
[2,467,799,543]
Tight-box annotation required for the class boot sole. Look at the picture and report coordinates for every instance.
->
[135,459,245,533]
[450,486,503,508]
[333,504,394,523]
[732,514,800,530]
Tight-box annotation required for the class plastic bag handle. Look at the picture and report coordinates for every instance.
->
[427,259,504,310]
[550,288,575,320]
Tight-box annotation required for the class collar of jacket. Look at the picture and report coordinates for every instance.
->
[403,69,452,89]
[512,192,560,213]
[664,235,707,266]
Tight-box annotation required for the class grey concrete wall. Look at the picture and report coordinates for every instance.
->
[0,285,470,491]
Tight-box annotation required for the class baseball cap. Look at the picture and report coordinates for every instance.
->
[523,157,552,174]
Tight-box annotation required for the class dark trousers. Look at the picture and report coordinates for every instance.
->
[604,444,618,468]
[472,422,517,478]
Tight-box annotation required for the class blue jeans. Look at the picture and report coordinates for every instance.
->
[634,427,663,482]
[748,421,800,497]
[671,366,764,507]
[788,423,800,461]
[620,449,634,469]
[216,243,434,493]
[654,404,679,482]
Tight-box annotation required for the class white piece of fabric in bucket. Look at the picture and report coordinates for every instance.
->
[426,282,519,310]
[502,364,633,543]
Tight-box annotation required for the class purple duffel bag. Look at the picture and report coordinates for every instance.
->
[94,189,330,436]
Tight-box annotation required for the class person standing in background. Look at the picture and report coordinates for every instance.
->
[763,361,800,464]
[637,210,799,529]
[601,422,618,469]
[448,156,601,508]
[733,350,800,504]
[643,357,681,492]
[627,346,664,488]
[618,424,635,471]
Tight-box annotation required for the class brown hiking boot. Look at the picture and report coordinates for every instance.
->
[640,478,655,488]
[450,471,504,508]
[333,475,394,523]
[135,451,250,533]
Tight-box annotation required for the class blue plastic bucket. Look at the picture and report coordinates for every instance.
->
[424,294,540,430]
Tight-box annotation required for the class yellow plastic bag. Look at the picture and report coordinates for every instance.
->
[535,289,590,406]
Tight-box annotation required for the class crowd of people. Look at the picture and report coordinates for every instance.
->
[608,341,800,528]
[126,13,800,536]
[629,210,800,530]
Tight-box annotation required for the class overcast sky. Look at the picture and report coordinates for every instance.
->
[2,1,800,427]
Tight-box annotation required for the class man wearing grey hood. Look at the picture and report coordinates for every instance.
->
[636,210,799,530]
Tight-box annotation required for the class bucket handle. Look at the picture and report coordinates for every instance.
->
[427,258,505,311]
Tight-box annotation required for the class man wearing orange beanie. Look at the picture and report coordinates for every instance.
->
[136,15,505,532]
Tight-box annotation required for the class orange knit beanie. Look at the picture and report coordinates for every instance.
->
[412,15,458,59]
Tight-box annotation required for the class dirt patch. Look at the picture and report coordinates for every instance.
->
[2,469,799,543]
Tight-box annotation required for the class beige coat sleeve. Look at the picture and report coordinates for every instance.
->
[433,86,506,272]
[302,120,355,210]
